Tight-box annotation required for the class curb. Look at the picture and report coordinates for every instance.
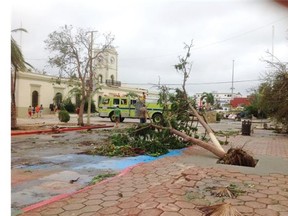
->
[22,163,144,213]
[11,124,114,136]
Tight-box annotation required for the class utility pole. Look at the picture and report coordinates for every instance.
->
[231,60,235,98]
[87,31,97,125]
[272,25,274,62]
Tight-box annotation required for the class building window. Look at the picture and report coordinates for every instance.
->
[32,91,39,107]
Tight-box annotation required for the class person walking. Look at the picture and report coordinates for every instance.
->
[114,106,121,128]
[139,104,148,123]
[32,106,36,118]
[39,104,44,117]
[35,105,40,118]
[28,106,32,118]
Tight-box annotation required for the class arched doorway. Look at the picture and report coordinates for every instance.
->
[54,92,62,108]
[32,91,39,107]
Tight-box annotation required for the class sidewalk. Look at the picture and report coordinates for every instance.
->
[16,128,288,216]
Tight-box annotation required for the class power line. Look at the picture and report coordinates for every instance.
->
[122,78,264,86]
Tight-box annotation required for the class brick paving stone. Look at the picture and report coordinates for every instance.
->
[257,197,278,205]
[63,203,85,211]
[67,197,88,204]
[138,209,163,216]
[21,213,41,216]
[168,188,186,195]
[154,197,175,204]
[157,203,180,212]
[79,205,102,213]
[100,200,118,207]
[101,195,120,201]
[279,200,288,207]
[235,205,254,214]
[238,195,257,201]
[245,201,267,209]
[268,204,288,212]
[38,207,65,215]
[261,188,279,195]
[97,206,121,215]
[179,208,203,216]
[254,208,279,216]
[84,199,104,206]
[86,193,105,199]
[250,192,268,198]
[118,201,139,209]
[269,194,288,201]
[79,213,95,216]
[118,207,142,215]
[138,201,160,210]
[175,201,196,209]
[160,212,182,216]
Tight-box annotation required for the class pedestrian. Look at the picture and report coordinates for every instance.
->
[35,105,40,118]
[39,104,44,117]
[49,103,54,114]
[32,106,36,118]
[139,104,148,123]
[28,106,32,118]
[114,106,121,128]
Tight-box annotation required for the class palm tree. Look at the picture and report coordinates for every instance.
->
[200,92,214,110]
[11,28,31,129]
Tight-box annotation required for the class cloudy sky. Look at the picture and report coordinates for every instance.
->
[11,0,288,96]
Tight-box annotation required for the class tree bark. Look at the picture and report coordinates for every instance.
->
[151,124,226,158]
[11,70,17,129]
[187,103,225,152]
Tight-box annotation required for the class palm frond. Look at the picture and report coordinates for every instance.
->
[198,203,243,216]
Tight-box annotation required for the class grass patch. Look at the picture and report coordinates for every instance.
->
[88,173,117,185]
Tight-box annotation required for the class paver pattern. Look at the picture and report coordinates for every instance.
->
[18,129,288,216]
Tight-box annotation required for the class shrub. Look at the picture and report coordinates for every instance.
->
[58,110,70,122]
[63,98,76,113]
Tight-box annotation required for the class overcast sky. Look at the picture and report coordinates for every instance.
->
[11,0,288,96]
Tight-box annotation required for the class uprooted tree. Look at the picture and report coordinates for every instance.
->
[93,41,256,167]
[149,41,256,167]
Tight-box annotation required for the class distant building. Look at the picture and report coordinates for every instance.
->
[194,91,242,108]
[15,47,158,117]
[230,97,251,108]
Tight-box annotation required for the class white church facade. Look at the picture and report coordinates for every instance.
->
[15,47,158,117]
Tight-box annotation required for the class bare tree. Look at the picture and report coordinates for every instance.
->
[45,25,114,125]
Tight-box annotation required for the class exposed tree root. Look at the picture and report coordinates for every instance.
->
[219,148,256,167]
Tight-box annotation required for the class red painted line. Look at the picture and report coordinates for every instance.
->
[11,124,113,136]
[22,163,144,213]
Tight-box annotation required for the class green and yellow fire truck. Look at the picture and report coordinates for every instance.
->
[98,96,164,123]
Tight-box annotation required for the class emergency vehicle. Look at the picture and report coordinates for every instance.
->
[98,96,164,123]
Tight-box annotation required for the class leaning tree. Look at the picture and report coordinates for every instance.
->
[45,25,114,126]
[148,41,256,166]
[11,28,32,129]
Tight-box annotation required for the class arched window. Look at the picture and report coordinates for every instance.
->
[54,92,62,108]
[98,75,103,84]
[32,91,39,107]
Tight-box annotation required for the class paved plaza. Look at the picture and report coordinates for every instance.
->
[12,116,288,216]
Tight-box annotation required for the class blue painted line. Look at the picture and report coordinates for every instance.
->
[16,149,185,171]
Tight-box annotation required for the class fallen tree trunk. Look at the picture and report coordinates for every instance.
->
[152,124,226,158]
